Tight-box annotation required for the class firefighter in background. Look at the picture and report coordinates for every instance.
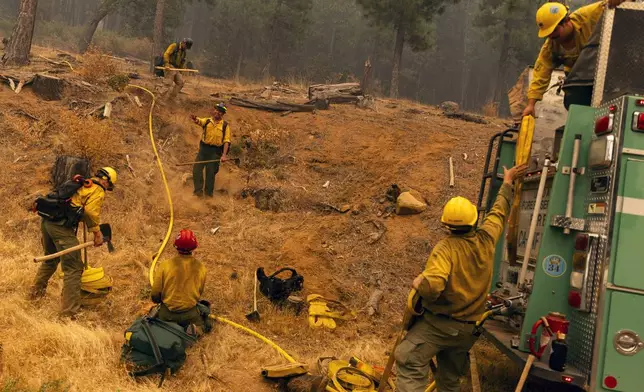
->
[190,102,231,197]
[151,229,207,335]
[162,37,193,100]
[394,163,526,392]
[30,167,117,318]
[522,0,627,118]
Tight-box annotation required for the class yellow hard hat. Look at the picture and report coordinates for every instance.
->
[441,196,478,227]
[96,166,117,190]
[536,2,569,38]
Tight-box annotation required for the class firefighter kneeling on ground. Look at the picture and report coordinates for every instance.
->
[162,37,193,100]
[30,167,117,319]
[151,229,208,336]
[394,163,526,392]
[190,102,231,198]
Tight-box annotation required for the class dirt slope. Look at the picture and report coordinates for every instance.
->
[0,47,520,392]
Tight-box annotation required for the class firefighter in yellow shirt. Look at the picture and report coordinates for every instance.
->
[30,167,117,318]
[162,38,193,100]
[189,103,231,197]
[151,229,207,334]
[522,0,626,117]
[394,163,526,392]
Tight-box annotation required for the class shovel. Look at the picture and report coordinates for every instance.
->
[34,223,114,263]
[246,272,261,322]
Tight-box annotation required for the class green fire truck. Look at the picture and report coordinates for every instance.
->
[477,4,644,391]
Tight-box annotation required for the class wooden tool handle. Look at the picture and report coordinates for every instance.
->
[33,241,94,263]
[514,354,536,392]
[377,331,404,392]
[154,66,199,73]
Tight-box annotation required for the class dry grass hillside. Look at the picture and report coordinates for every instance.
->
[0,47,521,392]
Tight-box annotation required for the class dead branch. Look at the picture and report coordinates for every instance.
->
[126,155,136,177]
[290,182,308,192]
[14,109,39,121]
[14,80,24,94]
[37,55,74,71]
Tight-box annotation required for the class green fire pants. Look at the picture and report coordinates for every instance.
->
[31,219,84,316]
[394,312,478,392]
[192,141,223,197]
[158,303,205,337]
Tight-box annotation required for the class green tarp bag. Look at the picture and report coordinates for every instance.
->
[121,316,198,387]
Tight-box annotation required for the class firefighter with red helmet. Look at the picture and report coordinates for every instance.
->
[151,229,207,333]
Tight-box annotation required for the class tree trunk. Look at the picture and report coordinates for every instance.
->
[328,27,336,62]
[235,40,244,82]
[151,0,165,72]
[78,0,120,54]
[52,155,91,188]
[32,73,65,101]
[362,57,372,95]
[492,0,515,108]
[390,22,405,99]
[2,0,38,67]
[264,0,283,80]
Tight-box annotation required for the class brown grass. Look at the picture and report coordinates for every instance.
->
[0,48,522,392]
[77,47,122,85]
[56,111,124,164]
[482,101,499,118]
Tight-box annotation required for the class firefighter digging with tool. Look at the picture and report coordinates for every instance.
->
[522,0,627,118]
[150,229,208,336]
[393,163,526,392]
[161,37,193,100]
[29,167,117,319]
[190,102,231,198]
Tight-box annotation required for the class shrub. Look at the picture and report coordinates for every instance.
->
[78,47,121,85]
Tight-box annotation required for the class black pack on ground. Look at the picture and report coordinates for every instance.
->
[257,267,304,303]
[121,316,198,387]
[34,178,85,227]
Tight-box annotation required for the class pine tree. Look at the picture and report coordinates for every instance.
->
[356,0,455,98]
[2,0,38,66]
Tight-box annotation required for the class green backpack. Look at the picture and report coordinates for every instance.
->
[121,317,198,387]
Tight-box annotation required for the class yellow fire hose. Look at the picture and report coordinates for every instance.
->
[210,314,297,363]
[127,81,444,392]
[125,84,174,286]
[128,82,301,378]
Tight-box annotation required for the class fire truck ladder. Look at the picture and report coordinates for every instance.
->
[476,128,518,220]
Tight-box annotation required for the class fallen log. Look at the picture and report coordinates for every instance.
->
[229,97,315,113]
[444,111,488,124]
[308,82,362,100]
[32,74,65,101]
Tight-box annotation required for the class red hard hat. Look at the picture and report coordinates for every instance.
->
[174,229,197,252]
